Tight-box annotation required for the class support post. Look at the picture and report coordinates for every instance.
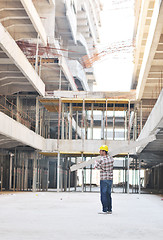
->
[75,111,79,140]
[113,103,115,140]
[128,101,130,141]
[101,109,105,140]
[139,159,141,194]
[91,103,94,140]
[24,155,28,191]
[81,153,84,192]
[64,157,68,192]
[9,153,13,190]
[32,152,37,192]
[69,103,72,140]
[105,100,108,140]
[140,100,143,132]
[68,157,71,192]
[90,163,92,192]
[35,97,39,134]
[61,103,65,140]
[57,152,60,193]
[74,157,77,191]
[127,153,130,194]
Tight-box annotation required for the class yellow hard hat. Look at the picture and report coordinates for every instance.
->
[99,145,108,152]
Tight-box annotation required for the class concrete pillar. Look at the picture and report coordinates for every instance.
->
[140,101,143,132]
[61,103,65,140]
[9,153,13,190]
[75,111,79,140]
[113,103,115,140]
[82,100,85,139]
[125,156,129,193]
[138,159,141,194]
[81,153,84,192]
[16,94,21,123]
[128,101,130,141]
[35,97,39,134]
[90,103,94,140]
[57,152,60,192]
[101,110,105,140]
[105,100,108,140]
[64,157,68,192]
[24,155,28,191]
[21,154,25,191]
[32,152,37,192]
[90,163,92,192]
[68,157,71,192]
[69,103,72,140]
[124,110,127,140]
[45,159,49,191]
[74,158,77,191]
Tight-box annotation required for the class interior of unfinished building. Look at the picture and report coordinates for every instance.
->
[0,0,163,238]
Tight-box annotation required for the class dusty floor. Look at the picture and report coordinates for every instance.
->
[0,192,163,240]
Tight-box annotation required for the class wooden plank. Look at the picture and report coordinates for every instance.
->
[70,134,156,171]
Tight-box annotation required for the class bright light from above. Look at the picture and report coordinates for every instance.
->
[93,0,135,92]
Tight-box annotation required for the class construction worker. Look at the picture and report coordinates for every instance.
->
[94,145,114,214]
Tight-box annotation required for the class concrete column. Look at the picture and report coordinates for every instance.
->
[113,103,115,140]
[64,157,68,192]
[46,159,49,191]
[61,103,65,140]
[128,101,130,141]
[81,153,84,192]
[90,103,94,140]
[32,152,37,192]
[75,111,79,140]
[140,101,143,132]
[90,163,92,192]
[9,153,13,190]
[105,100,108,140]
[21,154,25,191]
[125,110,127,140]
[82,100,85,139]
[68,157,71,192]
[127,154,130,194]
[13,149,16,191]
[138,159,141,194]
[16,94,21,123]
[57,152,60,192]
[69,103,72,140]
[101,110,105,140]
[74,158,77,191]
[24,155,28,191]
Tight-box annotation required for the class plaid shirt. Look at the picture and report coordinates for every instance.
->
[94,155,114,180]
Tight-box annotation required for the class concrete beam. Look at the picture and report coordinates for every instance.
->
[136,1,163,100]
[45,90,136,100]
[138,89,163,141]
[20,0,47,45]
[0,23,45,96]
[0,111,45,150]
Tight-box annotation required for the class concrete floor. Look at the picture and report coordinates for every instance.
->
[0,192,163,240]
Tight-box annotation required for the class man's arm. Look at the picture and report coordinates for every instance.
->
[94,159,102,170]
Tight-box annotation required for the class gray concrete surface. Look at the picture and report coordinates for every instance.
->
[0,192,163,240]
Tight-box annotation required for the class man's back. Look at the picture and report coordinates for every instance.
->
[95,155,114,180]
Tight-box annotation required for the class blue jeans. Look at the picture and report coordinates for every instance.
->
[100,180,113,212]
